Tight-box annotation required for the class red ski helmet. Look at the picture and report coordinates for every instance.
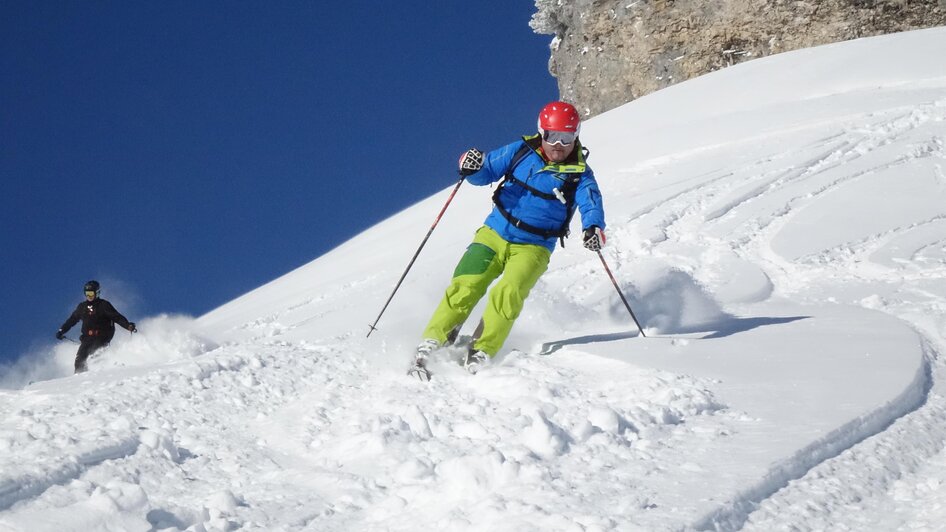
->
[537,101,581,134]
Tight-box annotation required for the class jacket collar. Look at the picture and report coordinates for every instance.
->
[523,134,586,174]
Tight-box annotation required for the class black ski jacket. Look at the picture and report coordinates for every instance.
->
[59,298,132,342]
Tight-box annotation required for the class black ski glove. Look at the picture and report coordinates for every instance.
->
[458,148,484,177]
[583,226,606,252]
[56,329,65,340]
[128,322,137,333]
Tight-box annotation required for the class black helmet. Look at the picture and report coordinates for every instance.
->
[83,280,100,293]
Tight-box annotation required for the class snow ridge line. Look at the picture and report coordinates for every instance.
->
[0,436,140,512]
[691,340,934,531]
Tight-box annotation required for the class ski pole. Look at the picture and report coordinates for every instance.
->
[59,336,78,344]
[367,177,466,337]
[596,250,647,337]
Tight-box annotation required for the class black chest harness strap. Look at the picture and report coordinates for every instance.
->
[491,141,588,247]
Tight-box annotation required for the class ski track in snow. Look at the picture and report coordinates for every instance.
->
[4,32,946,531]
[616,91,946,529]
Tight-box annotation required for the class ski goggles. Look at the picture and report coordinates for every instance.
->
[85,290,97,297]
[541,129,578,146]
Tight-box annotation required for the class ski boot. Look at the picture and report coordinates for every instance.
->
[408,339,439,381]
[463,348,489,375]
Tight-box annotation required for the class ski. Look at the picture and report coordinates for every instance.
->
[407,362,431,382]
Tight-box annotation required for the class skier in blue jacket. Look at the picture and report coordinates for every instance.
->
[410,101,607,380]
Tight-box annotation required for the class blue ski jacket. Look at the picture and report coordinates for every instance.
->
[466,135,606,252]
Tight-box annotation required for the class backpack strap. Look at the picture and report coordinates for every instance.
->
[556,146,592,245]
[502,174,560,202]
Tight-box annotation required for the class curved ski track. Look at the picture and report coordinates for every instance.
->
[615,94,946,530]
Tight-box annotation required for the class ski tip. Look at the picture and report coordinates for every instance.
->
[407,367,432,382]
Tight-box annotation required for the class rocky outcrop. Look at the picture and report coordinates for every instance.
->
[531,0,946,117]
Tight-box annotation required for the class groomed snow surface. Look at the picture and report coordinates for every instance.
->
[2,27,946,531]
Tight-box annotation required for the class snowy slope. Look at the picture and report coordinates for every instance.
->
[2,27,946,531]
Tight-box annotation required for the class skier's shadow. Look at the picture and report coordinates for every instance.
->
[539,316,808,356]
[699,315,808,339]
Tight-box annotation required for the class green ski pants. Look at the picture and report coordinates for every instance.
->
[422,226,551,356]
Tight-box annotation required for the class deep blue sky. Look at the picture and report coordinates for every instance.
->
[1,1,559,365]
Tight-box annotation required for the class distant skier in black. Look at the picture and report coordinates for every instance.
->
[56,280,137,373]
